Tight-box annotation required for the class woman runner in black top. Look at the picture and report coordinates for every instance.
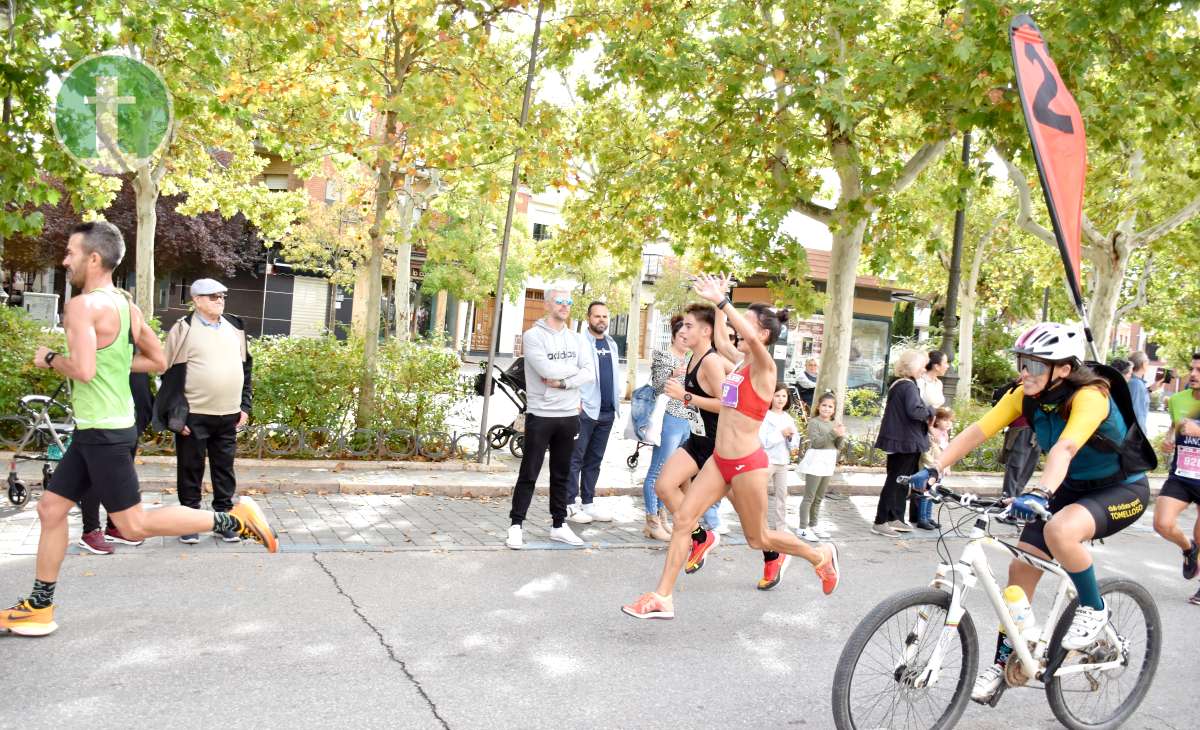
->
[655,302,732,568]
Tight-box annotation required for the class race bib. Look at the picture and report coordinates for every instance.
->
[721,372,743,409]
[1175,435,1200,481]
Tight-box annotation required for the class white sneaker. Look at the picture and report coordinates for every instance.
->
[813,525,832,539]
[1062,603,1108,651]
[715,523,731,536]
[797,528,819,542]
[567,504,593,524]
[890,520,913,533]
[582,502,612,522]
[971,664,1005,703]
[505,525,524,549]
[549,524,584,546]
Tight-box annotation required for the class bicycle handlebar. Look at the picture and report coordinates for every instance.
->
[898,476,1049,519]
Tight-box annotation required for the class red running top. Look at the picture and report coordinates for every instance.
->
[719,363,770,422]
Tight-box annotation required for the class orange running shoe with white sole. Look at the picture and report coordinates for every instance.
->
[685,530,720,574]
[813,543,840,595]
[621,592,674,620]
[230,496,278,553]
[0,599,58,637]
[757,554,791,591]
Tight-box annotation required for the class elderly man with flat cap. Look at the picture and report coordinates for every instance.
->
[154,278,253,543]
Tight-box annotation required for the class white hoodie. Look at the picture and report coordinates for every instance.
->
[522,318,595,417]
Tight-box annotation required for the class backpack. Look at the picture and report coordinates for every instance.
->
[1021,361,1158,477]
[627,383,658,442]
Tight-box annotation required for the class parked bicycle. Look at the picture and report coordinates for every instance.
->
[832,480,1160,730]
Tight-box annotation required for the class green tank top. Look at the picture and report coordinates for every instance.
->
[71,287,135,430]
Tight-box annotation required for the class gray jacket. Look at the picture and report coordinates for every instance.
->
[522,318,595,417]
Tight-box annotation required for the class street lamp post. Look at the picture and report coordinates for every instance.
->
[939,130,971,403]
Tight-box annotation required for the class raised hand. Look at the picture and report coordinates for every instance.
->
[692,273,726,304]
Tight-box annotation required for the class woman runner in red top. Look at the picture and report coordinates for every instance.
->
[622,274,841,620]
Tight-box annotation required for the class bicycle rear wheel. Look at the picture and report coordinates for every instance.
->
[832,588,978,730]
[1045,578,1161,730]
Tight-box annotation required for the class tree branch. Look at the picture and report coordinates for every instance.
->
[1114,253,1153,322]
[791,197,835,224]
[886,139,948,198]
[998,151,1057,247]
[1135,188,1200,245]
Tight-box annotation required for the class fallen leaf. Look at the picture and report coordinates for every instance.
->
[82,571,95,577]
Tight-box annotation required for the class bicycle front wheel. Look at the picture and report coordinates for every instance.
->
[1045,577,1161,730]
[832,588,978,730]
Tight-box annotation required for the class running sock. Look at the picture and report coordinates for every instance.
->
[29,579,56,609]
[1067,565,1105,611]
[763,551,780,562]
[691,526,706,542]
[213,511,241,534]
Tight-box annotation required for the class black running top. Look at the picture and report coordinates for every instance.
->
[684,348,720,442]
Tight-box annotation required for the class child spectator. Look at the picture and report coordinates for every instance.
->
[916,406,954,530]
[797,392,846,541]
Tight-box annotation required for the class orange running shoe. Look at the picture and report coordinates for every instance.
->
[229,496,278,553]
[685,530,720,574]
[0,599,57,637]
[621,592,674,620]
[757,554,792,591]
[813,543,840,595]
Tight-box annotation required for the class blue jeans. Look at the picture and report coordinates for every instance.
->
[567,409,616,505]
[642,412,692,514]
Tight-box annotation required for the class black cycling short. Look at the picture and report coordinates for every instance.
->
[1160,476,1200,505]
[680,436,715,470]
[46,427,141,513]
[1020,476,1149,557]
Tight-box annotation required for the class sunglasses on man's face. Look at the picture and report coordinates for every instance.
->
[553,296,573,306]
[1017,355,1051,377]
[201,293,227,301]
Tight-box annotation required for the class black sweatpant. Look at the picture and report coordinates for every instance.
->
[509,413,580,529]
[875,451,921,525]
[176,413,240,512]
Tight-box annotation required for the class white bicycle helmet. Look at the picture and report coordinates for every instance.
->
[1011,322,1085,363]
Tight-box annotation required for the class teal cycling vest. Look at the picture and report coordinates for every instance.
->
[1029,394,1144,485]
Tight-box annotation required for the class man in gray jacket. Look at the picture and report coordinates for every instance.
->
[506,288,595,549]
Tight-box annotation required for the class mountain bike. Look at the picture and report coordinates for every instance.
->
[831,482,1161,730]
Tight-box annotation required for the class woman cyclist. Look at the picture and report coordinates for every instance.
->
[906,322,1151,704]
[622,274,840,619]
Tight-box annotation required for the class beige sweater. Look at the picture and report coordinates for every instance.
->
[180,320,245,416]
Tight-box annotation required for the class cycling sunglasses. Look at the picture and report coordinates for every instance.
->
[1016,355,1052,376]
[552,296,573,306]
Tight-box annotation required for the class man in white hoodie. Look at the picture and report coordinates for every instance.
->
[506,288,595,549]
[566,301,625,524]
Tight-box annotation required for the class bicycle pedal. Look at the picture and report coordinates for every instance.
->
[987,684,1007,707]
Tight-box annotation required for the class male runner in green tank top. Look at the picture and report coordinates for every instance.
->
[0,221,277,637]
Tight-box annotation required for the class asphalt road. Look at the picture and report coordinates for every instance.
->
[2,507,1196,730]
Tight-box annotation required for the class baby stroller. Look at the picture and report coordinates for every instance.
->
[624,384,659,469]
[5,381,74,507]
[474,357,528,458]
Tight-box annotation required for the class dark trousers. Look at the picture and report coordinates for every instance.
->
[1002,427,1040,499]
[509,413,580,528]
[567,409,615,505]
[876,451,921,525]
[176,413,240,512]
[80,373,152,532]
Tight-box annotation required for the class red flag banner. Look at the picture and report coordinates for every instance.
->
[1010,14,1087,310]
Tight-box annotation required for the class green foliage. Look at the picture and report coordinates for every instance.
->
[893,302,915,340]
[374,337,472,436]
[250,335,362,434]
[844,388,882,418]
[0,307,67,413]
[970,317,1017,401]
[249,334,470,445]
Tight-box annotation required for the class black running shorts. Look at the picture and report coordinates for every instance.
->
[46,427,142,513]
[1020,476,1149,557]
[680,436,715,470]
[1160,476,1200,505]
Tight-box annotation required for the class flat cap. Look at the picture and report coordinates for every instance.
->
[190,278,228,297]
